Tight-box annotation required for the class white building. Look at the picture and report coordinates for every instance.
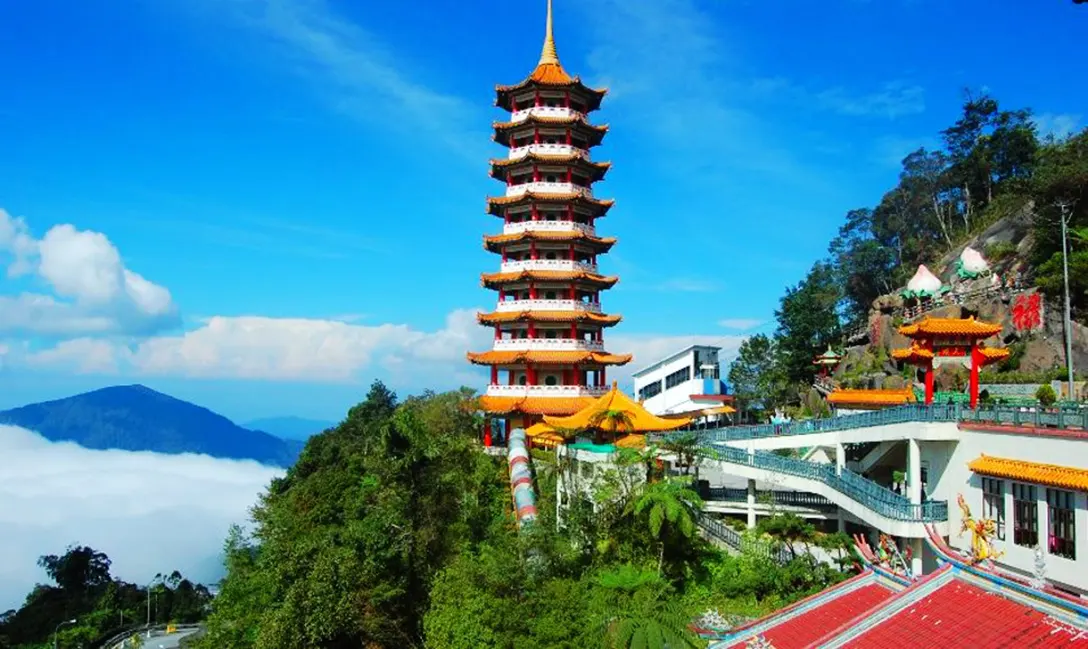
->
[631,344,732,420]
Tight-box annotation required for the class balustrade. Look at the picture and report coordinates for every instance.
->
[508,143,589,159]
[503,220,595,236]
[505,181,593,198]
[485,384,608,398]
[500,259,598,274]
[510,106,585,122]
[495,298,601,313]
[492,338,604,351]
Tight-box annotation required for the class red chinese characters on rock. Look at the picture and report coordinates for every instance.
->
[1012,293,1043,332]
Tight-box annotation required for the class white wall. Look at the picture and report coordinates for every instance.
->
[934,429,1088,594]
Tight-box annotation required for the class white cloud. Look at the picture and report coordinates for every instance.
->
[1035,112,1082,140]
[0,425,280,612]
[718,318,764,331]
[0,209,178,336]
[815,81,925,119]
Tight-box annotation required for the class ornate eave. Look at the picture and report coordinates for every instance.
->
[479,394,595,416]
[899,316,1003,339]
[489,154,611,182]
[486,192,615,217]
[466,350,632,366]
[480,269,619,289]
[477,310,622,327]
[483,230,616,253]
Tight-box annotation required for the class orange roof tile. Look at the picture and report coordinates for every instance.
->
[480,269,619,288]
[890,345,934,363]
[976,346,1011,364]
[479,395,595,416]
[483,230,616,253]
[543,382,691,432]
[466,350,632,366]
[490,154,611,181]
[486,192,615,217]
[827,388,917,407]
[899,316,1003,339]
[492,113,610,134]
[968,455,1088,491]
[477,310,622,326]
[616,434,648,449]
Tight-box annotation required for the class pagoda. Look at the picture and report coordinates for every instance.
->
[890,316,1010,408]
[468,0,632,444]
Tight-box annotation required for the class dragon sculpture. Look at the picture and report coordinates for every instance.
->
[958,493,1004,565]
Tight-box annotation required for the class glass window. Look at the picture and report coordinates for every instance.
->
[1012,483,1038,548]
[1047,488,1076,560]
[982,478,1005,540]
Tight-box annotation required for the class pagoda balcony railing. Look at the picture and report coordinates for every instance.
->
[500,259,598,274]
[493,338,605,352]
[508,143,589,160]
[495,298,601,313]
[503,220,596,236]
[486,384,609,398]
[505,182,593,198]
[510,106,585,123]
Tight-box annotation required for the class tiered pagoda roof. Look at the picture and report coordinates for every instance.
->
[483,230,617,254]
[492,115,610,146]
[493,2,607,111]
[467,350,632,366]
[486,192,615,216]
[480,269,619,289]
[476,310,622,326]
[489,154,612,182]
[478,395,595,416]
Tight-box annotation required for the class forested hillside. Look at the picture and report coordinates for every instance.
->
[730,93,1088,415]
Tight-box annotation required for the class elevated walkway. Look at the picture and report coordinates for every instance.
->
[702,487,836,519]
[698,445,948,538]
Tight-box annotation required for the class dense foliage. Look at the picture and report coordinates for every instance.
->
[196,382,851,648]
[730,92,1088,414]
[0,546,210,649]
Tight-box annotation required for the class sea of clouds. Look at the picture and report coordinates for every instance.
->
[0,425,282,612]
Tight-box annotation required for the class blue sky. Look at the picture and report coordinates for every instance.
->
[0,0,1084,422]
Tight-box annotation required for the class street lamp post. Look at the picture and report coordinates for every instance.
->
[53,618,76,649]
[1059,201,1076,398]
[146,574,162,638]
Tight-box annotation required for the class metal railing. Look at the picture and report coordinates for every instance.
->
[704,487,836,509]
[701,446,948,523]
[696,514,792,564]
[670,403,1088,443]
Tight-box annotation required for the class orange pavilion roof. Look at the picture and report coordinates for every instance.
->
[968,455,1088,492]
[467,350,632,366]
[890,344,934,363]
[493,1,607,111]
[486,192,615,218]
[899,316,1003,339]
[977,346,1011,364]
[543,382,692,432]
[483,230,616,253]
[477,310,622,327]
[826,388,917,407]
[479,395,594,416]
[489,154,611,182]
[480,269,619,289]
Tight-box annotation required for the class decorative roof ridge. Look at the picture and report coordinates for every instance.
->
[492,113,611,130]
[489,153,613,167]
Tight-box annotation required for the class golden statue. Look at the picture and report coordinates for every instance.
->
[958,493,1004,565]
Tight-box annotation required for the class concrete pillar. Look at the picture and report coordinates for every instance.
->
[747,478,757,529]
[837,508,846,533]
[910,537,923,577]
[835,443,845,476]
[908,438,922,506]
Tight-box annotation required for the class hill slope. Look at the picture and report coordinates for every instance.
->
[0,385,299,467]
[244,416,334,441]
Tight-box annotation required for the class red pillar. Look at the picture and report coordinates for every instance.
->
[531,204,539,221]
[569,322,577,338]
[490,365,498,383]
[924,362,935,405]
[493,327,500,340]
[969,347,982,409]
[483,418,492,447]
[530,242,538,260]
[601,367,607,386]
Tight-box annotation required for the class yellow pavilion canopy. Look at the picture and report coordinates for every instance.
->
[542,381,693,432]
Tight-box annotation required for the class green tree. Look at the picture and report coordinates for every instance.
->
[773,262,842,394]
[1036,384,1058,407]
[629,478,703,575]
[659,433,701,477]
[757,513,817,560]
[728,334,782,420]
[588,565,700,649]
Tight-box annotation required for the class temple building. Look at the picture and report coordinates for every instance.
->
[468,0,631,442]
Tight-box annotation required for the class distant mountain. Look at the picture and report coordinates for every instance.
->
[0,385,300,467]
[245,416,334,441]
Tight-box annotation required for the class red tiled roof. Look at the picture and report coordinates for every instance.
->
[727,583,894,648]
[840,578,1088,648]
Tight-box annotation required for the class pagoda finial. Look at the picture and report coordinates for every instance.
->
[539,0,560,66]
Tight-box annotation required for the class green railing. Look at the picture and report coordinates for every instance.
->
[673,403,1088,443]
[696,514,792,564]
[701,446,948,523]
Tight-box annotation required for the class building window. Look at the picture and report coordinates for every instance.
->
[665,367,691,390]
[638,381,662,401]
[982,478,1005,540]
[544,291,556,299]
[1047,488,1076,560]
[544,375,558,386]
[517,375,527,386]
[1012,483,1038,548]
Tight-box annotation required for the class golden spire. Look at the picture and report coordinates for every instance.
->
[538,0,560,66]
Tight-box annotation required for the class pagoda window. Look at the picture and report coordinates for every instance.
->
[545,212,558,221]
[544,290,557,299]
[545,330,557,339]
[544,375,558,386]
[545,174,558,183]
[545,252,557,260]
[517,375,527,386]
[1012,483,1038,548]
[1047,488,1075,559]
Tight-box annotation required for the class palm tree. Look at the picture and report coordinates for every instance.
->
[660,432,702,477]
[629,478,703,574]
[592,565,702,649]
[587,408,636,443]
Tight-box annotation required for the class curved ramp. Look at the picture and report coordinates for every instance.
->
[701,445,948,538]
[507,428,537,528]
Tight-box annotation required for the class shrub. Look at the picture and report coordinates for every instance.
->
[1036,384,1058,407]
